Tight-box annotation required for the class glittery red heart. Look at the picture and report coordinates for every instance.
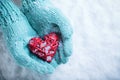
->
[28,33,59,62]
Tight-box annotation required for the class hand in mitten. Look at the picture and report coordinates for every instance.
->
[21,0,73,64]
[0,0,57,74]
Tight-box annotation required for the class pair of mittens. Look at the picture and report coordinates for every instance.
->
[0,0,73,74]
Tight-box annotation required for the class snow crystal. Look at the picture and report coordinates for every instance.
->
[44,46,51,54]
[46,56,52,61]
[40,42,46,48]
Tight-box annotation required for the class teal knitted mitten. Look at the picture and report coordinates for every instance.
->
[21,0,73,64]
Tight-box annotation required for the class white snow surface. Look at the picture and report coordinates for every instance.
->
[0,0,120,80]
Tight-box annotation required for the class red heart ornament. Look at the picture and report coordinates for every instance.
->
[28,32,59,62]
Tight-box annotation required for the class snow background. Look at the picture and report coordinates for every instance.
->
[0,0,120,80]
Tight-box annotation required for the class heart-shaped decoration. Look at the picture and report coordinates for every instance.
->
[28,32,59,62]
